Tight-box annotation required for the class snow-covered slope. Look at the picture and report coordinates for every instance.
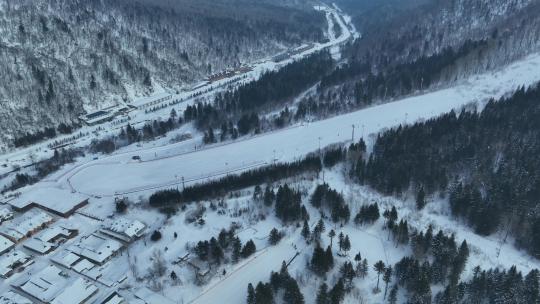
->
[56,52,540,196]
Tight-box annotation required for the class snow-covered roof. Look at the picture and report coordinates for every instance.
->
[0,208,13,222]
[8,187,88,216]
[23,225,78,254]
[0,291,33,304]
[99,292,126,304]
[67,233,122,264]
[70,258,128,287]
[16,265,71,302]
[51,249,82,268]
[50,277,99,304]
[23,237,54,254]
[0,250,32,277]
[0,235,14,254]
[0,209,53,242]
[101,218,146,242]
[134,287,175,304]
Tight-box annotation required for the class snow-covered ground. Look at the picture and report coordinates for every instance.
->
[49,51,540,196]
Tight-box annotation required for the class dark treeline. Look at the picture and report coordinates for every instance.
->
[351,84,540,257]
[297,40,488,123]
[322,39,485,93]
[148,154,322,209]
[90,110,183,154]
[217,51,333,113]
[184,51,334,134]
[436,266,540,304]
[14,122,77,147]
[3,148,83,193]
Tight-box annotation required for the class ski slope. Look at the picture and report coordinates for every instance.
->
[64,52,540,196]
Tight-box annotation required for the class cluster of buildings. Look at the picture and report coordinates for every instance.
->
[0,186,169,304]
[272,43,315,62]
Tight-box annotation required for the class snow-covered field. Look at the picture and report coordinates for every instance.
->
[1,3,540,304]
[53,51,540,196]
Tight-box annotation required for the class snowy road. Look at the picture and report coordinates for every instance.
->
[64,52,540,196]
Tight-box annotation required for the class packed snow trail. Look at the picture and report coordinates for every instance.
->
[65,52,540,196]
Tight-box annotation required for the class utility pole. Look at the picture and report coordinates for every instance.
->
[351,124,355,142]
[181,176,185,191]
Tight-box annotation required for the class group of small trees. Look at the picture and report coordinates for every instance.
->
[248,262,305,304]
[273,184,309,224]
[354,203,380,225]
[310,184,350,223]
[194,227,256,266]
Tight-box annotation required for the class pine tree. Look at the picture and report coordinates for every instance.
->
[283,277,304,304]
[329,279,345,304]
[342,235,351,255]
[325,245,334,270]
[255,282,274,304]
[269,228,282,245]
[338,232,344,252]
[374,260,386,291]
[388,285,398,304]
[170,271,177,281]
[416,187,426,210]
[301,220,311,241]
[316,283,329,304]
[359,258,369,278]
[241,239,256,258]
[383,266,393,299]
[328,229,336,248]
[247,283,256,304]
[232,237,242,263]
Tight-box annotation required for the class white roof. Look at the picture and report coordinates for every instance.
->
[51,249,82,268]
[0,209,53,241]
[100,292,126,304]
[101,218,146,241]
[0,235,14,254]
[0,291,33,304]
[0,250,31,277]
[9,187,88,215]
[50,277,99,304]
[134,287,175,304]
[0,208,12,220]
[17,265,70,302]
[68,233,122,264]
[23,225,76,254]
[23,238,53,254]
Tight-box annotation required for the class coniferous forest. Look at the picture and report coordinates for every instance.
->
[352,84,540,257]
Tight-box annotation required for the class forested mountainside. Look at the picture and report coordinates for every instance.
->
[312,0,540,113]
[351,84,540,257]
[0,0,324,146]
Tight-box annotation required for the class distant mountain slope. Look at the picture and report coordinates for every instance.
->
[308,0,540,117]
[0,0,325,146]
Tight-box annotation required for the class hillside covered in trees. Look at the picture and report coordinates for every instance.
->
[0,0,325,147]
[352,84,540,257]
